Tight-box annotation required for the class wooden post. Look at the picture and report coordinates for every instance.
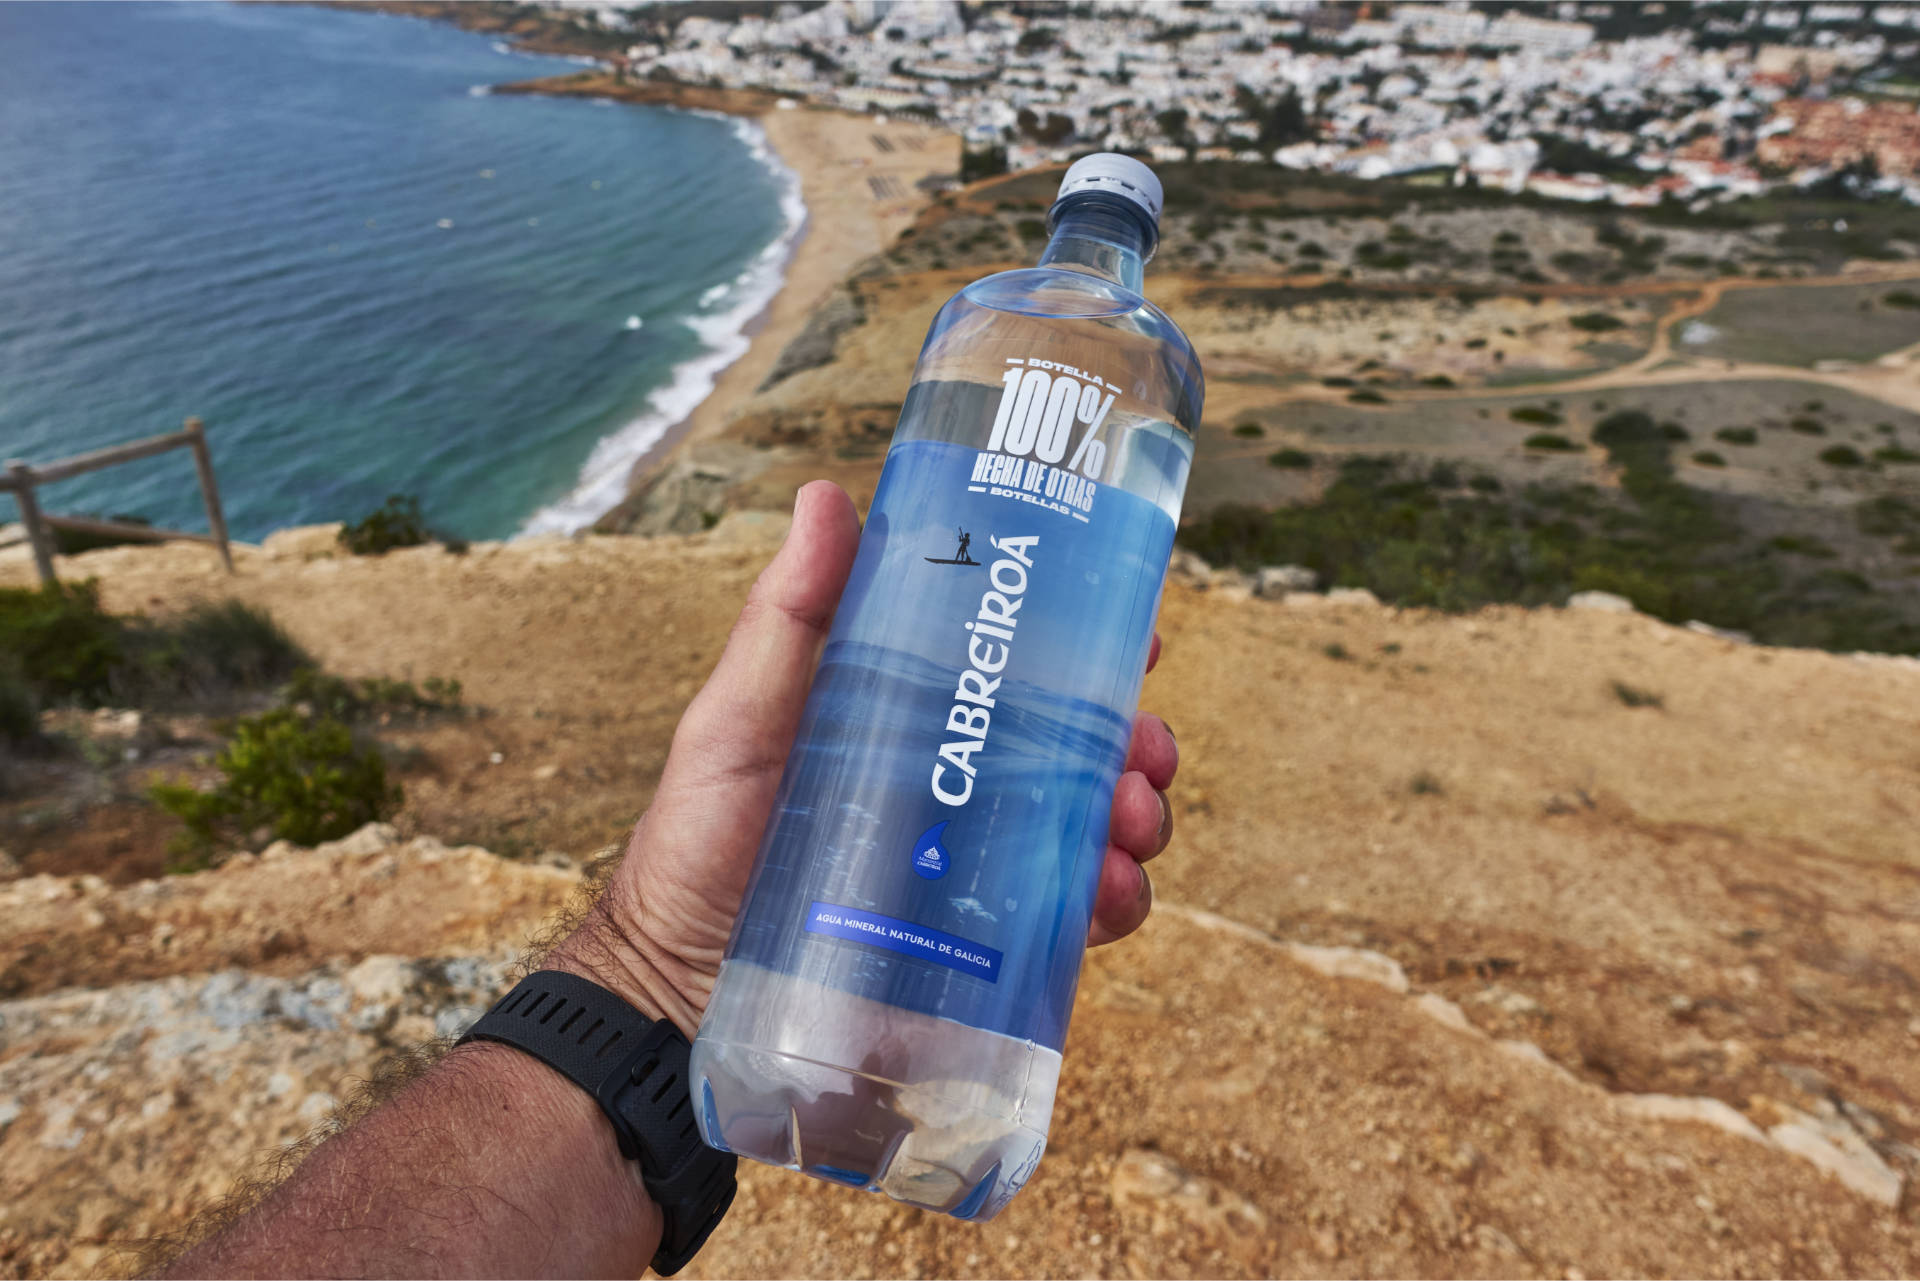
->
[184,418,233,574]
[7,460,56,586]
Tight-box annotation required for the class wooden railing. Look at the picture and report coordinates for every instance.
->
[3,417,233,585]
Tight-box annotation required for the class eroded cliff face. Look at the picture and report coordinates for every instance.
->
[2,517,1918,1277]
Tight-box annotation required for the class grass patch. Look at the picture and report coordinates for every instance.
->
[1789,417,1827,435]
[1820,445,1866,467]
[1409,770,1444,795]
[1348,389,1389,404]
[1510,406,1563,426]
[1714,427,1758,446]
[1269,448,1314,469]
[1524,433,1582,452]
[1873,444,1920,464]
[1885,290,1920,309]
[1569,312,1628,332]
[1322,642,1351,661]
[1232,422,1266,438]
[1691,450,1727,467]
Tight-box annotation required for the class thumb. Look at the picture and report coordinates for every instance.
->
[650,481,861,841]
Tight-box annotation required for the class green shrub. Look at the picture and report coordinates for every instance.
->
[1789,417,1826,435]
[1409,770,1444,795]
[1232,422,1265,438]
[1661,422,1691,442]
[1611,680,1664,709]
[282,667,462,722]
[1510,406,1562,426]
[0,658,39,748]
[1268,448,1313,469]
[1714,427,1758,446]
[1524,433,1582,452]
[1872,444,1920,464]
[1321,375,1356,388]
[1769,534,1838,558]
[1322,642,1351,661]
[340,495,432,555]
[1348,388,1388,404]
[1859,495,1920,537]
[1691,450,1727,467]
[1420,374,1455,387]
[0,581,123,705]
[1885,290,1920,309]
[150,708,401,869]
[1569,312,1627,332]
[1469,474,1502,493]
[1819,445,1866,467]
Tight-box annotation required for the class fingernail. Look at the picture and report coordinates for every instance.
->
[1137,865,1153,905]
[1157,790,1173,847]
[1163,719,1176,741]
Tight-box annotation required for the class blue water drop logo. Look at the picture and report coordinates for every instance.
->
[910,820,951,880]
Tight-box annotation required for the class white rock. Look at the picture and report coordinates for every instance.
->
[1567,590,1634,613]
[0,848,20,877]
[1326,587,1381,607]
[1413,992,1474,1032]
[1685,620,1751,644]
[1615,1093,1766,1143]
[1255,565,1318,599]
[1167,549,1214,587]
[1284,942,1410,993]
[314,823,400,859]
[1768,1115,1904,1207]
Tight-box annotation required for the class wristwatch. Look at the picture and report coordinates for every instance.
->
[459,971,736,1276]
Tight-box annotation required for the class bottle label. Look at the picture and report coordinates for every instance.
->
[738,355,1181,1049]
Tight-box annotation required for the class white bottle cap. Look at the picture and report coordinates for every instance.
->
[1052,153,1163,226]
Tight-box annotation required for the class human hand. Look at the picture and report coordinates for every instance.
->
[551,481,1180,1035]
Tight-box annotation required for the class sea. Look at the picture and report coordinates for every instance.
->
[0,2,802,542]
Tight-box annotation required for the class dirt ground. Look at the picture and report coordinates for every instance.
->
[2,517,1917,1277]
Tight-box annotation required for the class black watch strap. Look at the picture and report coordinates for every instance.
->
[459,971,736,1276]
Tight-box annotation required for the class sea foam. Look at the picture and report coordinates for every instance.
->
[516,112,806,537]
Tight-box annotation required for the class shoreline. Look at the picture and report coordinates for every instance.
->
[492,73,958,533]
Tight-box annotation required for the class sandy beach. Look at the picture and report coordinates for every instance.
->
[496,73,958,526]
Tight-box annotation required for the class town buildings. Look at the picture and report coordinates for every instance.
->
[600,1,1920,207]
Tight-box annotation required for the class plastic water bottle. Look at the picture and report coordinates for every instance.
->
[691,154,1201,1220]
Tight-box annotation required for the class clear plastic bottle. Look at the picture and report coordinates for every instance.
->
[691,155,1201,1220]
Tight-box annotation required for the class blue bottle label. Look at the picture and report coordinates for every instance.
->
[727,359,1182,1050]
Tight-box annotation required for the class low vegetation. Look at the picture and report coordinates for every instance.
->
[1178,411,1920,654]
[150,708,400,871]
[339,494,468,556]
[0,583,312,744]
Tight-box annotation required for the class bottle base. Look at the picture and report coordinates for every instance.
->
[691,961,1059,1220]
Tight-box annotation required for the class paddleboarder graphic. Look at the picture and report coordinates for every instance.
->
[924,526,979,566]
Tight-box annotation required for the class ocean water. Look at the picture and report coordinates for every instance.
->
[0,2,800,542]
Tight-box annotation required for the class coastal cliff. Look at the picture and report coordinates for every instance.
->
[2,520,1918,1276]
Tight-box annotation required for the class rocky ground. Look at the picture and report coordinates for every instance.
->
[2,521,1918,1277]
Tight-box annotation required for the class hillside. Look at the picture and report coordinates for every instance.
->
[2,521,1917,1276]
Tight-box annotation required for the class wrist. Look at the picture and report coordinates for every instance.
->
[545,898,704,1039]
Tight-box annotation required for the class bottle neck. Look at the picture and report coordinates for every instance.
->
[1038,195,1152,293]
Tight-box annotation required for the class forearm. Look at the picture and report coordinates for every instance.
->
[161,1028,663,1278]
